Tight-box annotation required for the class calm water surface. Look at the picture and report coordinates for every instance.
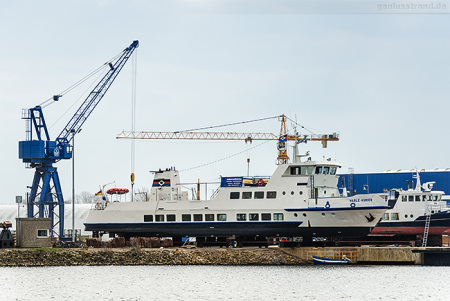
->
[0,265,448,300]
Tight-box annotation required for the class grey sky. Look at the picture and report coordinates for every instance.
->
[1,0,449,204]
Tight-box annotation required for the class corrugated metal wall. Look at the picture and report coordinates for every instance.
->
[338,171,450,196]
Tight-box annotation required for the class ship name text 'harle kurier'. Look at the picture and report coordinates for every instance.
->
[84,115,398,240]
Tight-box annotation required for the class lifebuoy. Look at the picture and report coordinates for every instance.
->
[106,188,129,195]
[257,179,264,186]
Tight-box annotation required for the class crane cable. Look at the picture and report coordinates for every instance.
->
[39,52,123,108]
[180,140,271,172]
[284,115,322,135]
[175,115,282,133]
[48,70,107,130]
[130,49,138,201]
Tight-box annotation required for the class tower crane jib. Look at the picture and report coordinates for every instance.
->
[116,114,339,165]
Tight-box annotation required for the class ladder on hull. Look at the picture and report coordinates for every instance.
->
[422,213,432,247]
[421,204,439,247]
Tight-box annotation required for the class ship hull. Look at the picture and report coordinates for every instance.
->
[84,221,373,238]
[85,205,389,238]
[370,211,450,236]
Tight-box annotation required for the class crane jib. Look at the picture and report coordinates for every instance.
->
[56,40,139,144]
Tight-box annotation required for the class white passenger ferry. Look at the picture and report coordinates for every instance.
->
[85,152,397,240]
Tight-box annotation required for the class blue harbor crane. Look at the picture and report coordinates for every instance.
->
[18,40,139,239]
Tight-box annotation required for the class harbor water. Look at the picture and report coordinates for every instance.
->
[1,265,449,300]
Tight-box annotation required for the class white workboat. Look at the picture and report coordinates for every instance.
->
[312,255,351,265]
[85,154,397,240]
[370,172,450,237]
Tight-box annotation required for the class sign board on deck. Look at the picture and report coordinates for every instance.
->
[221,177,243,187]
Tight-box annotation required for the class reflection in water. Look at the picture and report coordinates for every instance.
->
[2,265,450,300]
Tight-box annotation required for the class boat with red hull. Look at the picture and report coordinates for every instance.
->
[369,172,450,242]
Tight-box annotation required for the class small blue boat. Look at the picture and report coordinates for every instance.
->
[312,255,351,265]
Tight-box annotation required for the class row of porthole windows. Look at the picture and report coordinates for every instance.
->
[230,191,303,200]
[291,212,336,218]
[401,195,442,202]
[381,213,439,220]
[143,213,284,222]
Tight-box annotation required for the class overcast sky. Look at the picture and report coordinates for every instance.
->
[1,0,450,204]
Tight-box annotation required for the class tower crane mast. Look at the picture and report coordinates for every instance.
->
[19,40,139,238]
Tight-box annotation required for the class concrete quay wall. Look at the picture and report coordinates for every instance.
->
[281,247,426,264]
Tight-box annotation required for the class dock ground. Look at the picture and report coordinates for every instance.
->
[1,246,449,266]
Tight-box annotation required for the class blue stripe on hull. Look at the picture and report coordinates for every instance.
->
[285,206,390,212]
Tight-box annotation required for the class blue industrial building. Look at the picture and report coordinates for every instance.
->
[338,169,450,198]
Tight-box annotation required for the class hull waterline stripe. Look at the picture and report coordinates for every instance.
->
[284,206,391,212]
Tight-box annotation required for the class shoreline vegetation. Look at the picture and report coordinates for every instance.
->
[0,248,307,267]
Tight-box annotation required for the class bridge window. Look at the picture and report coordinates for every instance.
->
[144,215,153,222]
[315,166,323,174]
[217,214,227,221]
[167,214,176,222]
[408,196,414,202]
[415,196,421,202]
[236,213,246,221]
[155,215,164,222]
[391,213,399,220]
[230,192,240,199]
[267,191,277,199]
[205,214,214,221]
[182,214,191,221]
[402,196,407,202]
[193,214,203,221]
[254,191,264,199]
[323,166,330,175]
[249,213,259,221]
[290,167,308,175]
[273,213,284,221]
[242,192,252,199]
[330,167,337,175]
[382,213,389,220]
[261,213,271,221]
